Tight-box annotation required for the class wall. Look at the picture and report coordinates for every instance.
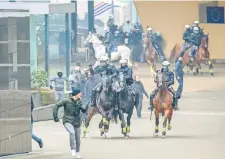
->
[0,91,32,156]
[0,10,32,156]
[134,1,225,59]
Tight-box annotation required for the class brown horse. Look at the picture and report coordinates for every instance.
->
[152,70,173,138]
[169,34,214,76]
[144,34,158,77]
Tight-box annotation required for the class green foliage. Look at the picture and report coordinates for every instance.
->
[31,70,48,89]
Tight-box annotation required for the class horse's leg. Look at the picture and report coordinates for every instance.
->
[99,119,104,136]
[118,109,127,136]
[167,115,172,131]
[146,59,154,77]
[162,111,168,139]
[154,110,160,137]
[83,107,96,137]
[196,60,202,75]
[98,106,109,130]
[207,59,214,76]
[126,108,134,137]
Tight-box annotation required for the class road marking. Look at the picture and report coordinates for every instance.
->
[142,111,225,116]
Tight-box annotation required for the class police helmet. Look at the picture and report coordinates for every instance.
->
[193,21,199,24]
[185,25,190,28]
[162,61,170,67]
[147,27,152,31]
[100,55,109,62]
[119,59,128,65]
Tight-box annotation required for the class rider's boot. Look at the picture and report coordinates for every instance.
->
[173,95,179,111]
[115,93,119,110]
[89,90,97,107]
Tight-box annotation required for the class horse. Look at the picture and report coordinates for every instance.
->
[170,34,214,76]
[83,74,120,138]
[144,34,159,78]
[116,72,139,137]
[84,32,133,67]
[152,70,173,138]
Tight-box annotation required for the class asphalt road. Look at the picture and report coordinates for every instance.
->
[2,64,225,159]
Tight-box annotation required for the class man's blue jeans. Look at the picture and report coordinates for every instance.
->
[31,123,42,144]
[176,76,183,98]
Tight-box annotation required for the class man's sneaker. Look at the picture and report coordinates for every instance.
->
[76,152,82,159]
[71,149,76,156]
[39,140,43,148]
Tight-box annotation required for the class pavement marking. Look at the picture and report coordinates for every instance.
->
[142,111,225,116]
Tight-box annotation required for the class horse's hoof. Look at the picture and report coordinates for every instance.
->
[161,135,166,139]
[211,73,214,76]
[153,132,159,137]
[162,131,166,138]
[168,126,172,130]
[82,133,86,138]
[124,135,129,139]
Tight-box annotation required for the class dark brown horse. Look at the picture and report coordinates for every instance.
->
[169,34,214,76]
[152,70,173,138]
[144,34,158,77]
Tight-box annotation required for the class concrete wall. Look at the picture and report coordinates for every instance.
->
[134,1,225,59]
[0,91,32,156]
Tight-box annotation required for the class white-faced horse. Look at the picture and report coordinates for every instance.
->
[84,32,133,67]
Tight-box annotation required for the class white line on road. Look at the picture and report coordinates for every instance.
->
[142,111,225,116]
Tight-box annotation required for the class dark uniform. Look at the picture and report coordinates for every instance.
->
[149,69,178,110]
[147,32,165,61]
[189,32,202,58]
[180,28,192,57]
[89,64,118,107]
[119,65,133,86]
[103,32,111,57]
[107,18,115,34]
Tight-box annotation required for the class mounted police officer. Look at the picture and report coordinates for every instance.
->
[189,26,202,61]
[175,57,184,99]
[118,59,133,86]
[89,55,118,107]
[180,25,192,57]
[146,27,165,61]
[129,25,142,61]
[118,58,139,109]
[107,15,115,34]
[103,27,111,58]
[149,61,179,111]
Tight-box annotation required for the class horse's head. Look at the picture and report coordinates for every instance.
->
[118,71,126,90]
[156,70,166,90]
[84,32,102,47]
[201,33,209,49]
[102,75,112,92]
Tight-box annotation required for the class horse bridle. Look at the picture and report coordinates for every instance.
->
[84,33,92,45]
